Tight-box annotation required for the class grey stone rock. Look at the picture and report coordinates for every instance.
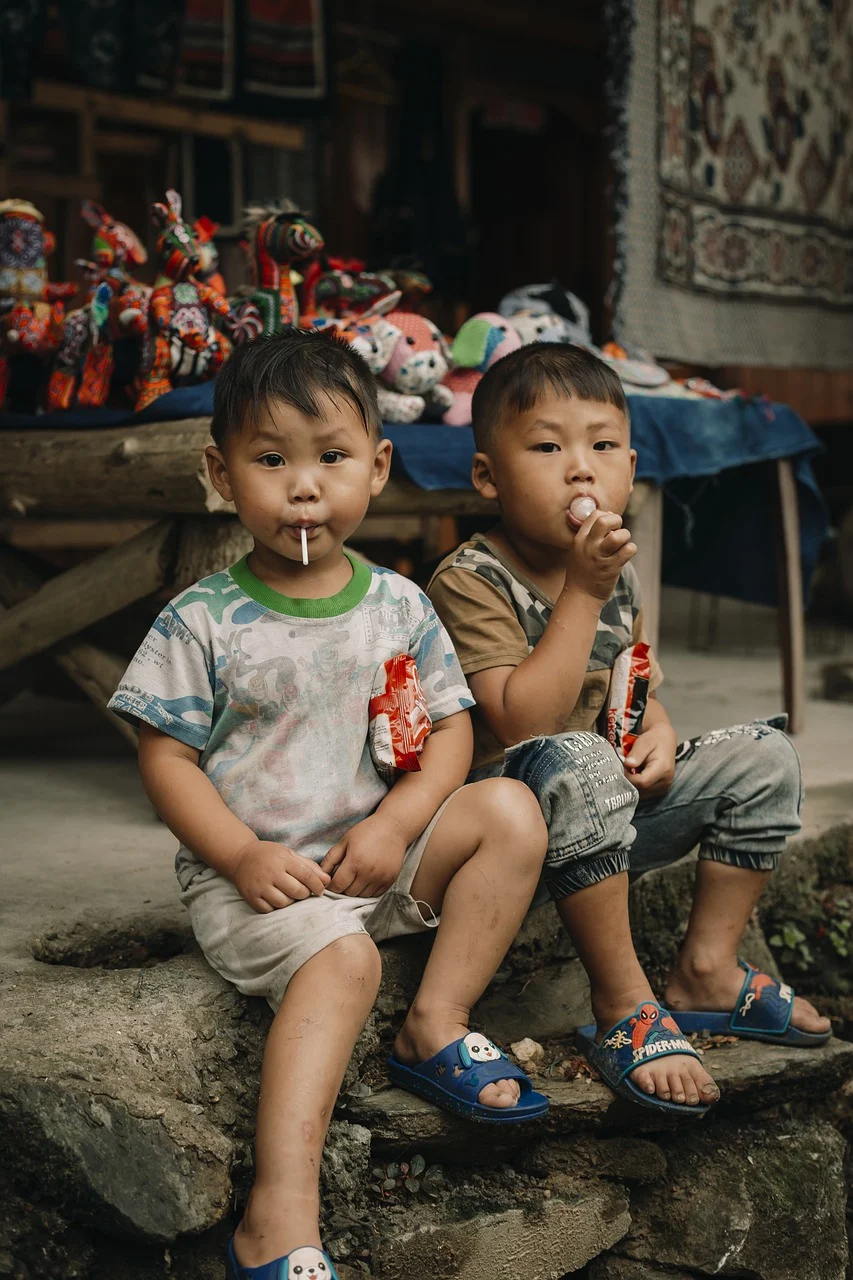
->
[474,959,592,1044]
[345,1038,853,1157]
[372,1182,630,1280]
[616,1118,847,1280]
[589,1259,701,1280]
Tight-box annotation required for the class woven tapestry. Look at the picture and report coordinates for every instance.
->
[244,0,326,100]
[614,0,853,368]
[658,0,853,307]
[176,0,234,99]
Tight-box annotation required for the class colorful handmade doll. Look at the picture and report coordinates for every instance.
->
[48,201,151,411]
[308,292,403,377]
[193,216,227,295]
[135,189,234,412]
[441,312,521,426]
[0,199,76,413]
[230,202,324,341]
[377,261,433,312]
[377,311,454,424]
[300,255,394,323]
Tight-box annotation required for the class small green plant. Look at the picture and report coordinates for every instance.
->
[768,922,814,972]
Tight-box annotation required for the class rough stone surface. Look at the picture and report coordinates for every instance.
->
[588,1260,701,1280]
[614,1118,847,1280]
[371,1181,630,1280]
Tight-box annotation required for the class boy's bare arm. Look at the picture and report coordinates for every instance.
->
[321,710,473,898]
[624,693,678,797]
[138,724,329,911]
[469,512,637,747]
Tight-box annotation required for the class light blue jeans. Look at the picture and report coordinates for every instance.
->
[471,718,803,898]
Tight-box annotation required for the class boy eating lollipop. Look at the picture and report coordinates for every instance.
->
[428,342,830,1117]
[108,330,549,1279]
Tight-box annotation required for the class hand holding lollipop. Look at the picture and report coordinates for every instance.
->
[563,494,637,603]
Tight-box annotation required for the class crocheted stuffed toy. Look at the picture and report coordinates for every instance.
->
[441,311,521,426]
[507,308,575,345]
[377,310,453,424]
[48,201,150,411]
[193,215,227,296]
[230,202,324,341]
[0,199,76,412]
[135,189,234,412]
[300,255,395,323]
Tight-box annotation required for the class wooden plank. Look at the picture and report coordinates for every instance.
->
[7,170,104,201]
[772,459,806,734]
[627,482,663,652]
[1,420,497,520]
[33,79,305,150]
[0,545,136,746]
[0,519,178,673]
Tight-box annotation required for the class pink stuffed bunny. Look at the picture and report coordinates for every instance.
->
[377,310,454,424]
[442,311,521,426]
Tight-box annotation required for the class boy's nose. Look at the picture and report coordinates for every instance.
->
[288,470,321,504]
[566,457,595,483]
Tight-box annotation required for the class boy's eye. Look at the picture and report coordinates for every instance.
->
[320,449,346,464]
[533,442,560,453]
[593,440,618,451]
[259,453,285,467]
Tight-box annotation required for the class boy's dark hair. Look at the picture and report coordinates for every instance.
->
[210,327,381,448]
[471,342,629,451]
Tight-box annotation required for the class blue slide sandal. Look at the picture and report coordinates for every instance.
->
[388,1031,549,1124]
[575,1000,712,1117]
[673,960,832,1047]
[227,1240,339,1279]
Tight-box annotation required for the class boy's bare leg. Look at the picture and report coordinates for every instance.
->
[233,933,381,1268]
[664,861,830,1033]
[393,778,547,1108]
[556,874,720,1106]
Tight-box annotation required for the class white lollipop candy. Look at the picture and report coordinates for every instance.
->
[569,495,598,523]
[301,527,309,566]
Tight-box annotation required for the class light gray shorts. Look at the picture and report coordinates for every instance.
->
[180,796,453,1010]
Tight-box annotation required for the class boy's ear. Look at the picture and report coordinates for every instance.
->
[629,447,637,493]
[370,436,393,497]
[205,445,234,504]
[471,451,499,502]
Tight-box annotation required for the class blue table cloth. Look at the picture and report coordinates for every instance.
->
[0,386,827,608]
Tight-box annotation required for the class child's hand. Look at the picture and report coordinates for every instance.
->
[320,812,409,898]
[231,840,331,913]
[564,510,637,604]
[624,724,678,797]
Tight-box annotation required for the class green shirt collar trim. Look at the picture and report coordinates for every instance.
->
[228,550,372,618]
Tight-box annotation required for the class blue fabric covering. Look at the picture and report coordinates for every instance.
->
[0,391,827,607]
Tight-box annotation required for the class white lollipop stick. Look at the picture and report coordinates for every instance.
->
[301,527,309,566]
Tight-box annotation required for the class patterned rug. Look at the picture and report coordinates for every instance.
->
[659,0,853,307]
[612,0,853,368]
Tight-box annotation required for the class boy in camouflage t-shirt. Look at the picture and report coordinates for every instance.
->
[428,343,830,1118]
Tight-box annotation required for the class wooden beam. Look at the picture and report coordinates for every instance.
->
[32,79,305,151]
[0,519,178,673]
[7,170,104,201]
[1,420,496,520]
[773,459,806,734]
[0,545,136,746]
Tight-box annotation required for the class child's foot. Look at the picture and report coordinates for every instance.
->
[592,986,720,1107]
[231,1188,321,1269]
[393,1006,522,1109]
[665,958,831,1037]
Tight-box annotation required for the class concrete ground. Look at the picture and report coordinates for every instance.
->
[1,587,851,969]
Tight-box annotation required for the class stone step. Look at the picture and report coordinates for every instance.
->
[343,1037,853,1160]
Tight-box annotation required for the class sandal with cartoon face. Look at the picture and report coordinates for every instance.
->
[226,1240,339,1280]
[387,1030,549,1123]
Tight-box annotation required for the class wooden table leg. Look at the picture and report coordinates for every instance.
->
[629,483,663,652]
[773,458,806,734]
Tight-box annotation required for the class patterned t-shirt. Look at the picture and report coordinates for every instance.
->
[427,535,662,771]
[109,553,474,888]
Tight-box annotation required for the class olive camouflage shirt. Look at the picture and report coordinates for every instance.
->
[427,534,662,771]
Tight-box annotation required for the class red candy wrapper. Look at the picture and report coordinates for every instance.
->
[603,643,651,760]
[368,654,432,779]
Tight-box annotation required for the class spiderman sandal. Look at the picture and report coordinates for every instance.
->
[387,1031,549,1124]
[673,960,832,1047]
[575,1000,713,1117]
[226,1239,339,1280]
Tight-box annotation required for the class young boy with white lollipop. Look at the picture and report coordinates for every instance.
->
[108,330,550,1280]
[428,342,831,1119]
